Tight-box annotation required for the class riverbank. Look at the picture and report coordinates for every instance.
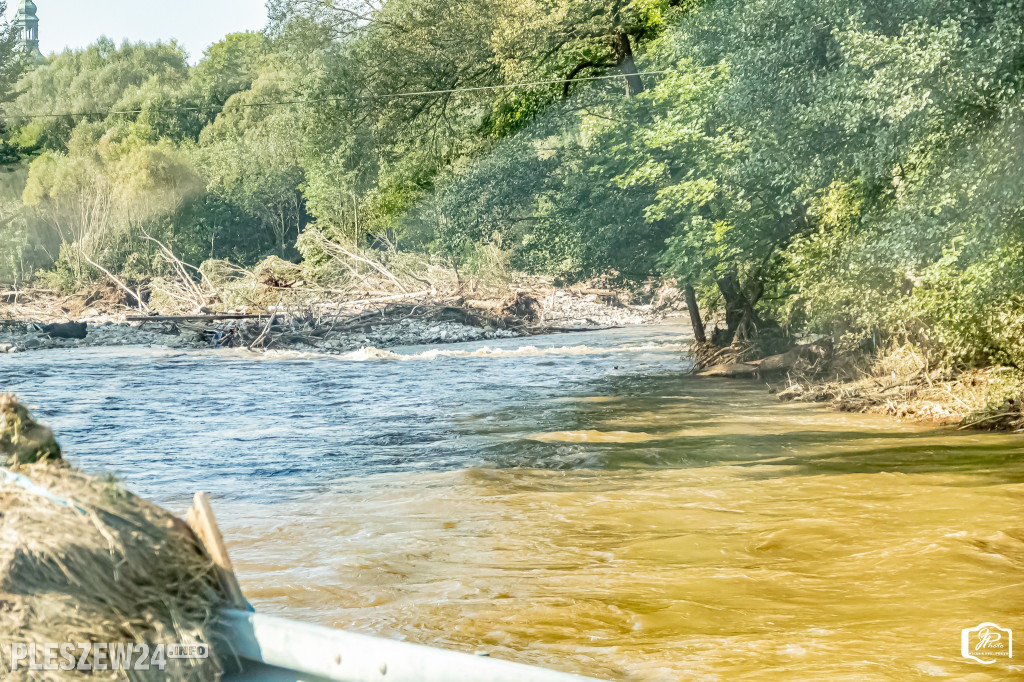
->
[772,346,1024,432]
[691,339,1024,433]
[0,283,686,354]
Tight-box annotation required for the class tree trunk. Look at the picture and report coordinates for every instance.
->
[717,272,761,344]
[612,33,645,98]
[683,284,706,343]
[717,272,744,342]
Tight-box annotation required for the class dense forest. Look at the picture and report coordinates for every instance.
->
[1,0,1023,369]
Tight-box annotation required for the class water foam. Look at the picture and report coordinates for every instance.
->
[332,342,688,362]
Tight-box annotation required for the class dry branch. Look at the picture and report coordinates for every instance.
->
[79,249,148,312]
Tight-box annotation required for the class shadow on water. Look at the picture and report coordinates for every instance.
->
[475,369,1024,484]
[738,442,1024,481]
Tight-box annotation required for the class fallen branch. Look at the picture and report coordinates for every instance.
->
[128,313,271,322]
[79,250,148,313]
[249,313,278,350]
[538,325,622,334]
[335,289,433,307]
[306,231,410,293]
[958,412,1017,430]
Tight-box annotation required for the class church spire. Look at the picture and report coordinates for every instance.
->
[16,0,43,61]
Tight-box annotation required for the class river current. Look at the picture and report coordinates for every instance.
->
[2,323,1023,680]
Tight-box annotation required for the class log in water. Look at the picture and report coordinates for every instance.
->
[2,323,1022,680]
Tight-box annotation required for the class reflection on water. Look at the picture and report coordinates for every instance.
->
[3,323,1023,680]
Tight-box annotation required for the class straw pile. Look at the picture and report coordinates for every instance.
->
[0,395,228,680]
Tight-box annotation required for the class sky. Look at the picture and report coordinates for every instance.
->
[4,0,269,63]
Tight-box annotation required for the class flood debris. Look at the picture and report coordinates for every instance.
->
[690,333,1024,432]
[0,396,227,680]
[1,283,681,354]
[961,391,1024,431]
[35,321,88,340]
[0,395,61,465]
[693,339,830,380]
[696,361,758,378]
[497,291,541,325]
[762,345,1024,431]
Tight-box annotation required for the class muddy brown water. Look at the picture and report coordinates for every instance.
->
[3,323,1023,680]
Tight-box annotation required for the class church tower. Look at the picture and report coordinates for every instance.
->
[16,0,42,61]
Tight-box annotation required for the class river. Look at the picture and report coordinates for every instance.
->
[2,323,1023,680]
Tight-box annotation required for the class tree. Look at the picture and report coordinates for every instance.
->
[0,0,29,164]
[197,61,307,257]
[492,0,684,99]
[6,39,190,152]
[22,120,199,283]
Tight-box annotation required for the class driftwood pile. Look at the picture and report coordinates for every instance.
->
[725,342,1024,431]
[694,341,832,380]
[0,283,132,324]
[127,297,542,351]
[497,291,541,322]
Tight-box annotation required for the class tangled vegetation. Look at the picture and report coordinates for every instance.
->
[0,0,1022,379]
[0,396,227,681]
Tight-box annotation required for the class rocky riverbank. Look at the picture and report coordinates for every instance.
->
[0,286,684,355]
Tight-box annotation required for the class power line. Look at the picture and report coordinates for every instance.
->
[1,68,715,121]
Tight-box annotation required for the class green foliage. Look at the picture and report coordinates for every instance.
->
[423,0,1024,359]
[3,0,1024,369]
[7,39,191,151]
[3,33,305,287]
[0,0,30,166]
[0,198,52,282]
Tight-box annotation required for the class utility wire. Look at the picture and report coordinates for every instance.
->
[1,68,717,121]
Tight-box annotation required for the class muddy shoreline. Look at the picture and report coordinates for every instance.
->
[691,340,1024,433]
[777,362,1024,433]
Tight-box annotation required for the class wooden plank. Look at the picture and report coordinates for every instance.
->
[187,491,248,609]
[334,289,433,306]
[127,313,272,322]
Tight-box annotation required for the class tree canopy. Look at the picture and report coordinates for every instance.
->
[2,0,1024,366]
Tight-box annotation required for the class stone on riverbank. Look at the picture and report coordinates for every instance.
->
[0,285,684,355]
[38,321,88,339]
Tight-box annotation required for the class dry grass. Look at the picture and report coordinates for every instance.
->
[148,232,547,318]
[777,344,1024,430]
[0,397,227,680]
[0,283,132,324]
